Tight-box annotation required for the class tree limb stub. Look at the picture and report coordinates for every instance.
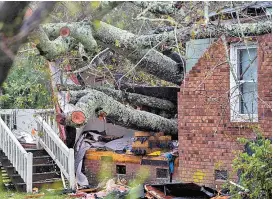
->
[57,91,86,127]
[36,27,74,60]
[41,22,97,52]
[67,89,177,134]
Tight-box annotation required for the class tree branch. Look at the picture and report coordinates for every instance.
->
[71,48,113,74]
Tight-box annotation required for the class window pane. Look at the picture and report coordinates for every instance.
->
[116,165,126,174]
[156,168,168,178]
[240,82,258,114]
[238,48,257,81]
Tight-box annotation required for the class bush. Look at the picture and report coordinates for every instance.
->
[228,133,272,199]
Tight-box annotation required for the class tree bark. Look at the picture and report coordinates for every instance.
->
[193,21,272,39]
[41,22,97,52]
[132,1,178,15]
[36,28,74,60]
[60,85,176,112]
[66,89,177,134]
[118,83,180,103]
[92,21,183,84]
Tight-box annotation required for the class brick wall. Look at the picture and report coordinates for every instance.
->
[84,158,180,186]
[178,34,272,188]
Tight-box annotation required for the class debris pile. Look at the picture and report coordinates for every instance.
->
[75,130,179,187]
[69,178,130,199]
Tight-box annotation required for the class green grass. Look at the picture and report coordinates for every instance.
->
[0,186,68,199]
[0,190,69,199]
[0,191,67,199]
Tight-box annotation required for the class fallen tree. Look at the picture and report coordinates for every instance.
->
[1,1,272,136]
[64,89,178,134]
[37,20,271,85]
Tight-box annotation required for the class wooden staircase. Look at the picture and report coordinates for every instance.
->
[0,110,75,192]
[0,148,63,192]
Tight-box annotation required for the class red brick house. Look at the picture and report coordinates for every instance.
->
[178,33,272,188]
[82,34,272,189]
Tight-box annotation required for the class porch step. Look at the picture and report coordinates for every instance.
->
[15,178,63,192]
[25,149,49,157]
[0,149,63,192]
[0,155,53,166]
[10,171,61,183]
[4,163,58,171]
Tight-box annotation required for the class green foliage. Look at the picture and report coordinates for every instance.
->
[228,132,272,199]
[92,20,101,30]
[0,44,52,109]
[115,39,120,48]
[90,1,100,9]
[65,2,81,16]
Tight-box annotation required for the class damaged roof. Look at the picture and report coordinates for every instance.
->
[209,1,272,18]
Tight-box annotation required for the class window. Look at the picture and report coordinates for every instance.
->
[215,170,228,180]
[156,168,168,178]
[230,43,258,122]
[116,165,126,175]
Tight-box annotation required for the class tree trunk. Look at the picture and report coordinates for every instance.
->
[92,21,183,85]
[66,89,177,134]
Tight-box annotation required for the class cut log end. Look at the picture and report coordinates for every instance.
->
[60,26,70,37]
[71,111,86,125]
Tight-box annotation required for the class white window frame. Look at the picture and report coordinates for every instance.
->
[230,43,258,122]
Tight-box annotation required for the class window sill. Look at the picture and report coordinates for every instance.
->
[230,114,258,123]
[117,173,126,176]
[215,179,226,183]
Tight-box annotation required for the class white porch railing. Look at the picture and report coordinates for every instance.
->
[0,117,33,192]
[34,115,75,190]
[0,109,16,130]
[34,109,59,135]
